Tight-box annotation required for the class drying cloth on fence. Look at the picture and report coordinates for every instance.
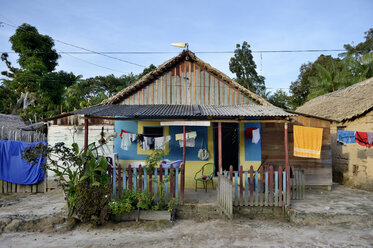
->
[252,128,260,144]
[337,130,356,144]
[293,125,323,159]
[355,132,373,148]
[0,140,45,184]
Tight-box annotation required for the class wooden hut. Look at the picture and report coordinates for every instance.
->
[296,77,373,190]
[47,50,332,194]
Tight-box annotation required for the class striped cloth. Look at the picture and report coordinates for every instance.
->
[293,125,323,159]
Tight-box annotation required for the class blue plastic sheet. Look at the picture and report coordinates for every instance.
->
[0,140,45,185]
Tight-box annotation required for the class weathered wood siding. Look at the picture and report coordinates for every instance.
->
[262,116,332,187]
[122,61,256,105]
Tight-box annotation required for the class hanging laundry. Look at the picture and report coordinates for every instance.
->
[355,132,373,148]
[245,128,257,139]
[252,128,260,144]
[176,131,197,141]
[175,133,183,141]
[187,131,197,139]
[120,132,131,150]
[154,136,171,150]
[293,125,323,159]
[142,136,154,150]
[179,138,195,148]
[129,133,137,143]
[337,130,356,144]
[119,129,128,139]
[368,132,373,145]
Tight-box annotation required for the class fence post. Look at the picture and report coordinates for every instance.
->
[239,165,243,206]
[259,166,264,206]
[279,166,283,207]
[250,166,254,206]
[128,165,132,191]
[229,165,233,182]
[269,166,273,207]
[138,165,143,191]
[180,163,184,204]
[170,165,174,199]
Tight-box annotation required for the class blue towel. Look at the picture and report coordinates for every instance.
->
[337,130,355,144]
[0,140,46,184]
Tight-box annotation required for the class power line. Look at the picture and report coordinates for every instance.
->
[0,49,346,55]
[0,21,146,68]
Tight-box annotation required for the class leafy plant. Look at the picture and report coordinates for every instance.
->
[22,142,112,224]
[145,149,164,174]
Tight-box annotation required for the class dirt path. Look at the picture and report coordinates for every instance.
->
[1,219,373,247]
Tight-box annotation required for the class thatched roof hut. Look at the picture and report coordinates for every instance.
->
[296,77,373,122]
[0,114,26,130]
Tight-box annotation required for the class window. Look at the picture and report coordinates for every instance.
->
[143,126,163,150]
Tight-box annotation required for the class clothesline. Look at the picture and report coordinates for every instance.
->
[337,130,373,147]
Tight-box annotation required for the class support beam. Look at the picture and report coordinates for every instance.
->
[84,119,88,152]
[218,122,222,173]
[284,122,290,206]
[181,125,186,203]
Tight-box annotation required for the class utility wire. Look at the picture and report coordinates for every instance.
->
[0,21,146,68]
[0,49,346,55]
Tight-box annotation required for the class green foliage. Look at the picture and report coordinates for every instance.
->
[109,189,176,216]
[145,150,164,174]
[289,28,373,109]
[22,142,112,224]
[75,180,112,225]
[229,41,266,96]
[267,89,290,109]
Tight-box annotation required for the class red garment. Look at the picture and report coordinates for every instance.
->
[355,132,373,148]
[245,128,257,139]
[119,129,128,139]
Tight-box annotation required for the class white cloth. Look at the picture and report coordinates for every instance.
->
[129,133,137,142]
[252,128,260,144]
[154,135,171,150]
[121,132,130,150]
[179,138,195,148]
[142,136,154,150]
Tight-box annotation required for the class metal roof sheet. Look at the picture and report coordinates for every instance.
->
[73,104,295,118]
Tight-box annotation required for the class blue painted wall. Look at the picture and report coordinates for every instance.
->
[114,120,208,161]
[244,123,261,161]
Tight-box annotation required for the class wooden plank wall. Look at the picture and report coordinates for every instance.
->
[122,61,256,106]
[261,116,332,186]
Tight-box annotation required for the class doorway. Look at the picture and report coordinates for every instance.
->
[213,123,239,173]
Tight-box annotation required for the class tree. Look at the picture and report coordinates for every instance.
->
[289,55,347,108]
[268,89,290,109]
[229,41,266,96]
[0,23,78,120]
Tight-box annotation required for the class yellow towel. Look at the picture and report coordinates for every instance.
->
[293,125,323,159]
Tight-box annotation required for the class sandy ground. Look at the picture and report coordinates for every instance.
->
[1,219,373,248]
[1,186,373,247]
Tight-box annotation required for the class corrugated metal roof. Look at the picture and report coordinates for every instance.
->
[73,104,295,118]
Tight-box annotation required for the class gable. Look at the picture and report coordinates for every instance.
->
[122,60,257,106]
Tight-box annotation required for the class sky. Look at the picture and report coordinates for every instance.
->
[0,0,372,94]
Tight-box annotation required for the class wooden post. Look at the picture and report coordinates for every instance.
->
[84,118,88,152]
[138,165,143,191]
[250,166,254,206]
[218,122,222,173]
[239,165,243,206]
[269,165,273,207]
[181,125,186,203]
[170,165,174,199]
[284,122,290,207]
[279,166,283,207]
[259,166,264,206]
[128,165,132,191]
[149,172,153,196]
[117,167,122,197]
[229,165,233,182]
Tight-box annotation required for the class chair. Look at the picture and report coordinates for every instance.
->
[194,163,215,192]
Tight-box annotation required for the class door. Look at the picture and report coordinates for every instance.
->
[214,123,239,173]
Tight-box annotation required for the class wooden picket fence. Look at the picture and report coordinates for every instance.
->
[0,126,47,194]
[109,164,185,204]
[217,172,233,219]
[290,166,305,200]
